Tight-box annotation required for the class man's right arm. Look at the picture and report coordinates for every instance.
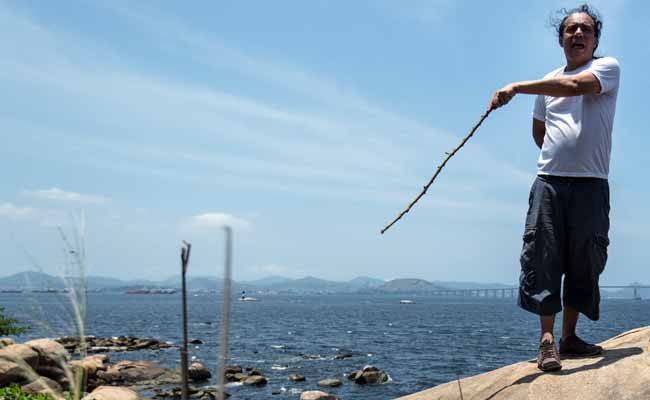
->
[532,118,545,149]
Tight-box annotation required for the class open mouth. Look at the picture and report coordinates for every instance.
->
[571,43,585,49]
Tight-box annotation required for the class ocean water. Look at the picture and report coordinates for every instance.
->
[3,293,649,399]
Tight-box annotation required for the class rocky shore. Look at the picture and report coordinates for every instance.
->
[0,335,391,399]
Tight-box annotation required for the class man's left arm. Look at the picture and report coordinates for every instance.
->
[488,71,601,111]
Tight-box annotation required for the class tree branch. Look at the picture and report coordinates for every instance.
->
[380,109,492,234]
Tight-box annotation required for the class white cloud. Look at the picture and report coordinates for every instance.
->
[183,213,251,231]
[0,202,37,220]
[24,188,111,205]
[0,202,66,226]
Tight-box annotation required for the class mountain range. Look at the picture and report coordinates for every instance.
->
[0,271,646,297]
[0,271,508,294]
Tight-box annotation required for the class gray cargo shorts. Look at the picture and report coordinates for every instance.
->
[518,175,610,321]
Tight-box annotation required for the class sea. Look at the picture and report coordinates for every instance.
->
[2,292,649,399]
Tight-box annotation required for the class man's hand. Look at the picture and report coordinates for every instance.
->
[488,84,517,111]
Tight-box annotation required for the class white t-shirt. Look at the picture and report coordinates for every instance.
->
[532,56,621,179]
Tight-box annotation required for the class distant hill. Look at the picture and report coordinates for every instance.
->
[0,270,560,295]
[0,271,66,289]
[347,276,385,290]
[240,275,293,288]
[377,278,446,293]
[263,276,349,293]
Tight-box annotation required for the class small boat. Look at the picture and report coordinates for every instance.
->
[399,299,416,304]
[239,290,258,302]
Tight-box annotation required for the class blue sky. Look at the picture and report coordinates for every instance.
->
[1,1,647,284]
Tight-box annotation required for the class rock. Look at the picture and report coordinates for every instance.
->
[25,339,68,367]
[396,326,650,400]
[188,362,211,381]
[245,367,263,375]
[69,354,110,391]
[223,365,242,374]
[229,372,247,381]
[21,376,63,396]
[243,375,268,386]
[56,336,171,354]
[318,378,342,387]
[347,365,389,385]
[0,337,15,347]
[190,339,204,344]
[97,360,167,384]
[24,339,69,385]
[0,345,40,386]
[70,354,109,377]
[82,385,140,400]
[300,390,340,400]
[289,373,306,381]
[0,343,40,369]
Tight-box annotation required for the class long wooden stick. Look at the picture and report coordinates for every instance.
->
[217,226,232,400]
[380,109,492,234]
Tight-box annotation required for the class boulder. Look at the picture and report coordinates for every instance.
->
[69,355,108,374]
[82,385,140,400]
[24,339,68,367]
[243,375,268,386]
[396,326,650,400]
[56,336,171,354]
[0,343,40,368]
[24,339,69,384]
[318,378,342,387]
[0,344,41,386]
[300,390,340,400]
[188,362,212,381]
[347,365,389,385]
[21,376,63,396]
[289,373,306,381]
[223,365,242,375]
[0,359,32,386]
[97,360,167,384]
[69,354,110,391]
[232,372,248,380]
[0,337,15,347]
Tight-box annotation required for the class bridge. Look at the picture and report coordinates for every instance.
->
[428,285,650,299]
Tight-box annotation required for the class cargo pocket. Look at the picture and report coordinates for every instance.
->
[594,234,610,274]
[519,229,537,292]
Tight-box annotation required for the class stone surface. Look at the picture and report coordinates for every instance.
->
[0,343,40,369]
[21,376,62,396]
[188,362,211,381]
[299,390,340,400]
[97,360,167,384]
[243,375,268,386]
[289,373,306,381]
[82,385,140,400]
[0,337,15,347]
[24,339,69,385]
[318,378,342,387]
[57,336,171,354]
[24,339,68,367]
[347,365,389,385]
[397,326,650,400]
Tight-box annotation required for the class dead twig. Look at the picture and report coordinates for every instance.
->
[380,109,492,234]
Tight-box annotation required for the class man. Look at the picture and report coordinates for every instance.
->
[488,4,620,372]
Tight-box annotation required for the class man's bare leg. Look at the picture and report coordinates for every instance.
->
[561,306,580,340]
[537,313,561,371]
[540,314,556,343]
